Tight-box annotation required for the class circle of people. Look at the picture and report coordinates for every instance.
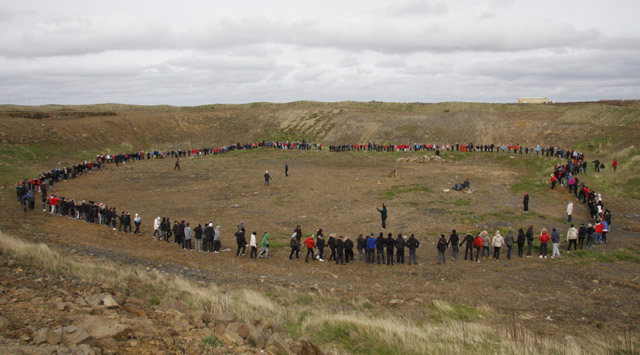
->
[15,139,616,265]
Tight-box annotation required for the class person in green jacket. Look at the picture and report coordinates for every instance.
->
[257,232,270,258]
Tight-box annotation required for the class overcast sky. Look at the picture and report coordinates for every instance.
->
[1,0,639,105]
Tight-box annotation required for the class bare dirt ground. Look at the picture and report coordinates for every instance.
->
[3,148,639,346]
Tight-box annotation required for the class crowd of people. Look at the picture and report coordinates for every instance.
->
[15,138,618,266]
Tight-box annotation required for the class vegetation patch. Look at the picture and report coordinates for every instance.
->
[383,184,432,199]
[565,248,640,264]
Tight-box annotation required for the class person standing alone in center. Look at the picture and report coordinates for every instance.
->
[377,204,388,229]
[523,193,529,213]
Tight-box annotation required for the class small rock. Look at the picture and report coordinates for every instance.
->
[266,332,293,355]
[389,299,404,306]
[33,328,48,345]
[213,312,237,327]
[227,322,250,339]
[223,329,245,345]
[101,294,120,308]
[61,325,95,345]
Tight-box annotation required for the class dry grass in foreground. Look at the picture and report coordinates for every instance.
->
[0,230,637,354]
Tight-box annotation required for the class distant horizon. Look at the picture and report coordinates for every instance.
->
[1,98,639,108]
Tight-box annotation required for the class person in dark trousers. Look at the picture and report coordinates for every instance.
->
[335,236,345,265]
[289,233,300,260]
[235,229,247,257]
[516,228,526,257]
[437,234,448,264]
[474,233,483,262]
[406,234,420,265]
[327,234,337,262]
[377,204,388,229]
[376,232,386,264]
[526,226,534,257]
[539,228,550,258]
[447,230,459,260]
[385,233,395,265]
[505,230,515,259]
[356,234,365,262]
[264,171,272,186]
[523,193,529,213]
[285,163,289,177]
[578,223,587,249]
[461,233,474,261]
[344,237,354,263]
[174,158,180,170]
[303,235,316,262]
[366,233,376,264]
[395,234,405,264]
[316,232,325,261]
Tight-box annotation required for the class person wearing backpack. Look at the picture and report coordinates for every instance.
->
[460,233,474,261]
[289,233,300,260]
[437,234,448,264]
[406,234,420,265]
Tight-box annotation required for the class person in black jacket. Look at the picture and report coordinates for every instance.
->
[385,233,395,266]
[327,234,337,262]
[460,233,474,261]
[395,234,405,264]
[516,228,526,257]
[578,223,587,249]
[356,234,365,262]
[194,224,203,251]
[335,236,345,265]
[525,226,534,257]
[407,234,419,265]
[125,212,132,233]
[376,232,386,264]
[344,237,354,263]
[447,230,459,260]
[235,229,247,257]
[523,193,530,213]
[377,204,388,229]
[316,231,325,261]
[437,234,448,264]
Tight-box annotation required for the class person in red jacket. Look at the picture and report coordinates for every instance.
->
[303,235,316,263]
[551,175,557,189]
[539,228,551,259]
[473,233,483,263]
[612,158,618,173]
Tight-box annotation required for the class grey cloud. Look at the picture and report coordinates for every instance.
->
[0,14,614,58]
[386,1,448,17]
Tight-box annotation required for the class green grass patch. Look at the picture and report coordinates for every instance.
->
[202,335,223,347]
[295,294,314,305]
[148,296,160,306]
[314,320,398,355]
[565,248,640,264]
[453,199,472,206]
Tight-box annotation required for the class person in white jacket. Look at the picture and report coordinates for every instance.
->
[492,231,504,260]
[153,216,161,239]
[567,201,574,222]
[567,224,578,252]
[249,232,258,258]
